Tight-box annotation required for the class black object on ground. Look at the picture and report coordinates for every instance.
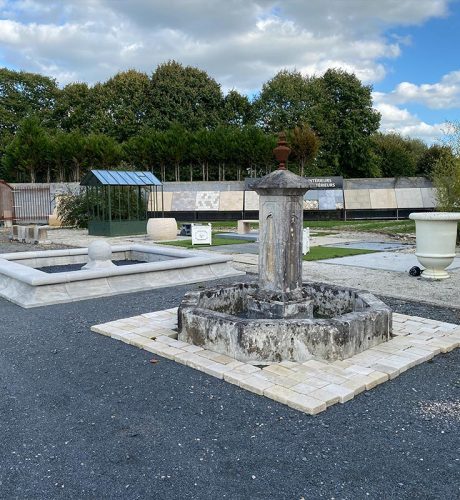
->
[409,265,422,277]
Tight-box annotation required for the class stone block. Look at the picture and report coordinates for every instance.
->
[196,191,220,211]
[219,191,244,211]
[318,191,337,210]
[369,189,397,209]
[264,385,297,404]
[395,188,423,208]
[171,191,196,211]
[285,393,327,415]
[420,188,436,208]
[239,374,274,395]
[344,189,371,209]
[244,191,259,210]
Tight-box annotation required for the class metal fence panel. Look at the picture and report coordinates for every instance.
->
[13,185,51,223]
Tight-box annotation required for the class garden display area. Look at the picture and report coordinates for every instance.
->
[1,210,459,499]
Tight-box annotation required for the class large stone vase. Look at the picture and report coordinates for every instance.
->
[146,218,177,241]
[409,212,460,279]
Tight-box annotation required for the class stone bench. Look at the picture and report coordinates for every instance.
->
[237,219,259,234]
[11,225,48,244]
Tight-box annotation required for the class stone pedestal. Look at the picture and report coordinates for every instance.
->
[249,170,311,318]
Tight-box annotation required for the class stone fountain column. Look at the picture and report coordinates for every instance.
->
[248,134,312,319]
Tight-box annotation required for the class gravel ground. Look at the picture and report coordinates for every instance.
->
[1,237,459,499]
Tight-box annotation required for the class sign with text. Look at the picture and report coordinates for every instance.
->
[245,176,343,190]
[304,177,343,189]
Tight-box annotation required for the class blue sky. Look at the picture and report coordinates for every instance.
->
[0,0,459,144]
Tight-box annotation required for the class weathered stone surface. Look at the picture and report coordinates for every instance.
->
[178,282,392,363]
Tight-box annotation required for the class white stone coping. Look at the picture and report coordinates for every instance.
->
[409,212,460,221]
[91,308,460,416]
[0,244,233,286]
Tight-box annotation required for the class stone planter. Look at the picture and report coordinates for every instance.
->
[146,218,177,241]
[409,212,460,279]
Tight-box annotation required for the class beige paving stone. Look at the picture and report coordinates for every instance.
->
[362,371,389,390]
[426,337,459,352]
[286,393,327,415]
[239,374,275,395]
[91,325,112,336]
[308,387,340,407]
[340,376,366,395]
[224,370,254,385]
[279,360,300,369]
[264,385,297,405]
[322,384,355,403]
[181,345,205,353]
[301,377,330,389]
[302,360,330,370]
[155,336,189,348]
[142,342,182,360]
[197,350,232,363]
[231,364,261,375]
[384,354,417,371]
[110,331,139,342]
[263,365,296,378]
[272,376,303,389]
[291,382,318,395]
[367,363,400,380]
[173,351,206,368]
[344,364,375,376]
[199,362,235,379]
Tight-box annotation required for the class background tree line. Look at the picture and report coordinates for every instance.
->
[0,62,449,183]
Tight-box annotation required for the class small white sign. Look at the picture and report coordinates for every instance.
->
[302,227,310,255]
[191,223,212,245]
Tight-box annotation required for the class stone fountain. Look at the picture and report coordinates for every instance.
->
[178,133,392,363]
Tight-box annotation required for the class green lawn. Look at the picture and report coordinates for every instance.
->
[157,235,245,249]
[303,219,415,234]
[303,246,376,261]
[179,219,415,235]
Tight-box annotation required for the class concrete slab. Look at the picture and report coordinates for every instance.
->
[321,251,460,273]
[324,241,413,251]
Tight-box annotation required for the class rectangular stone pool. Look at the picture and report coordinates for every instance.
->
[0,244,244,308]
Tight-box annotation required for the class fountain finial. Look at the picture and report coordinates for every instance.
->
[273,132,291,170]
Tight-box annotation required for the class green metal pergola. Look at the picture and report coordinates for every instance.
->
[80,170,164,236]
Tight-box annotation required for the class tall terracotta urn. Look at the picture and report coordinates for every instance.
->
[409,212,460,279]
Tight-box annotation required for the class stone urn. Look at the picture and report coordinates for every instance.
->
[409,212,460,279]
[146,218,178,241]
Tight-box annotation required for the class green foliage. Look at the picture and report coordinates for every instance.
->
[53,82,94,134]
[222,90,253,127]
[371,132,418,177]
[56,188,91,228]
[2,116,53,182]
[289,123,320,176]
[0,63,436,183]
[432,151,460,212]
[417,144,455,178]
[312,69,380,177]
[0,68,58,134]
[91,70,152,141]
[57,185,148,228]
[149,61,224,131]
[253,70,314,132]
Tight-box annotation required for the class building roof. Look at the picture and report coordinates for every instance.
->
[80,170,162,187]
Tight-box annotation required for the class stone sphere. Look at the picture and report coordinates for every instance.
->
[87,240,112,261]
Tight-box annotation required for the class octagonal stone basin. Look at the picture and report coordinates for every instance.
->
[178,282,392,363]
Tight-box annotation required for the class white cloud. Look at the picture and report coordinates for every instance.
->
[374,100,446,144]
[376,71,460,109]
[0,0,454,90]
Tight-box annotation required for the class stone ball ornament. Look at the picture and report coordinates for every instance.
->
[82,240,116,270]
